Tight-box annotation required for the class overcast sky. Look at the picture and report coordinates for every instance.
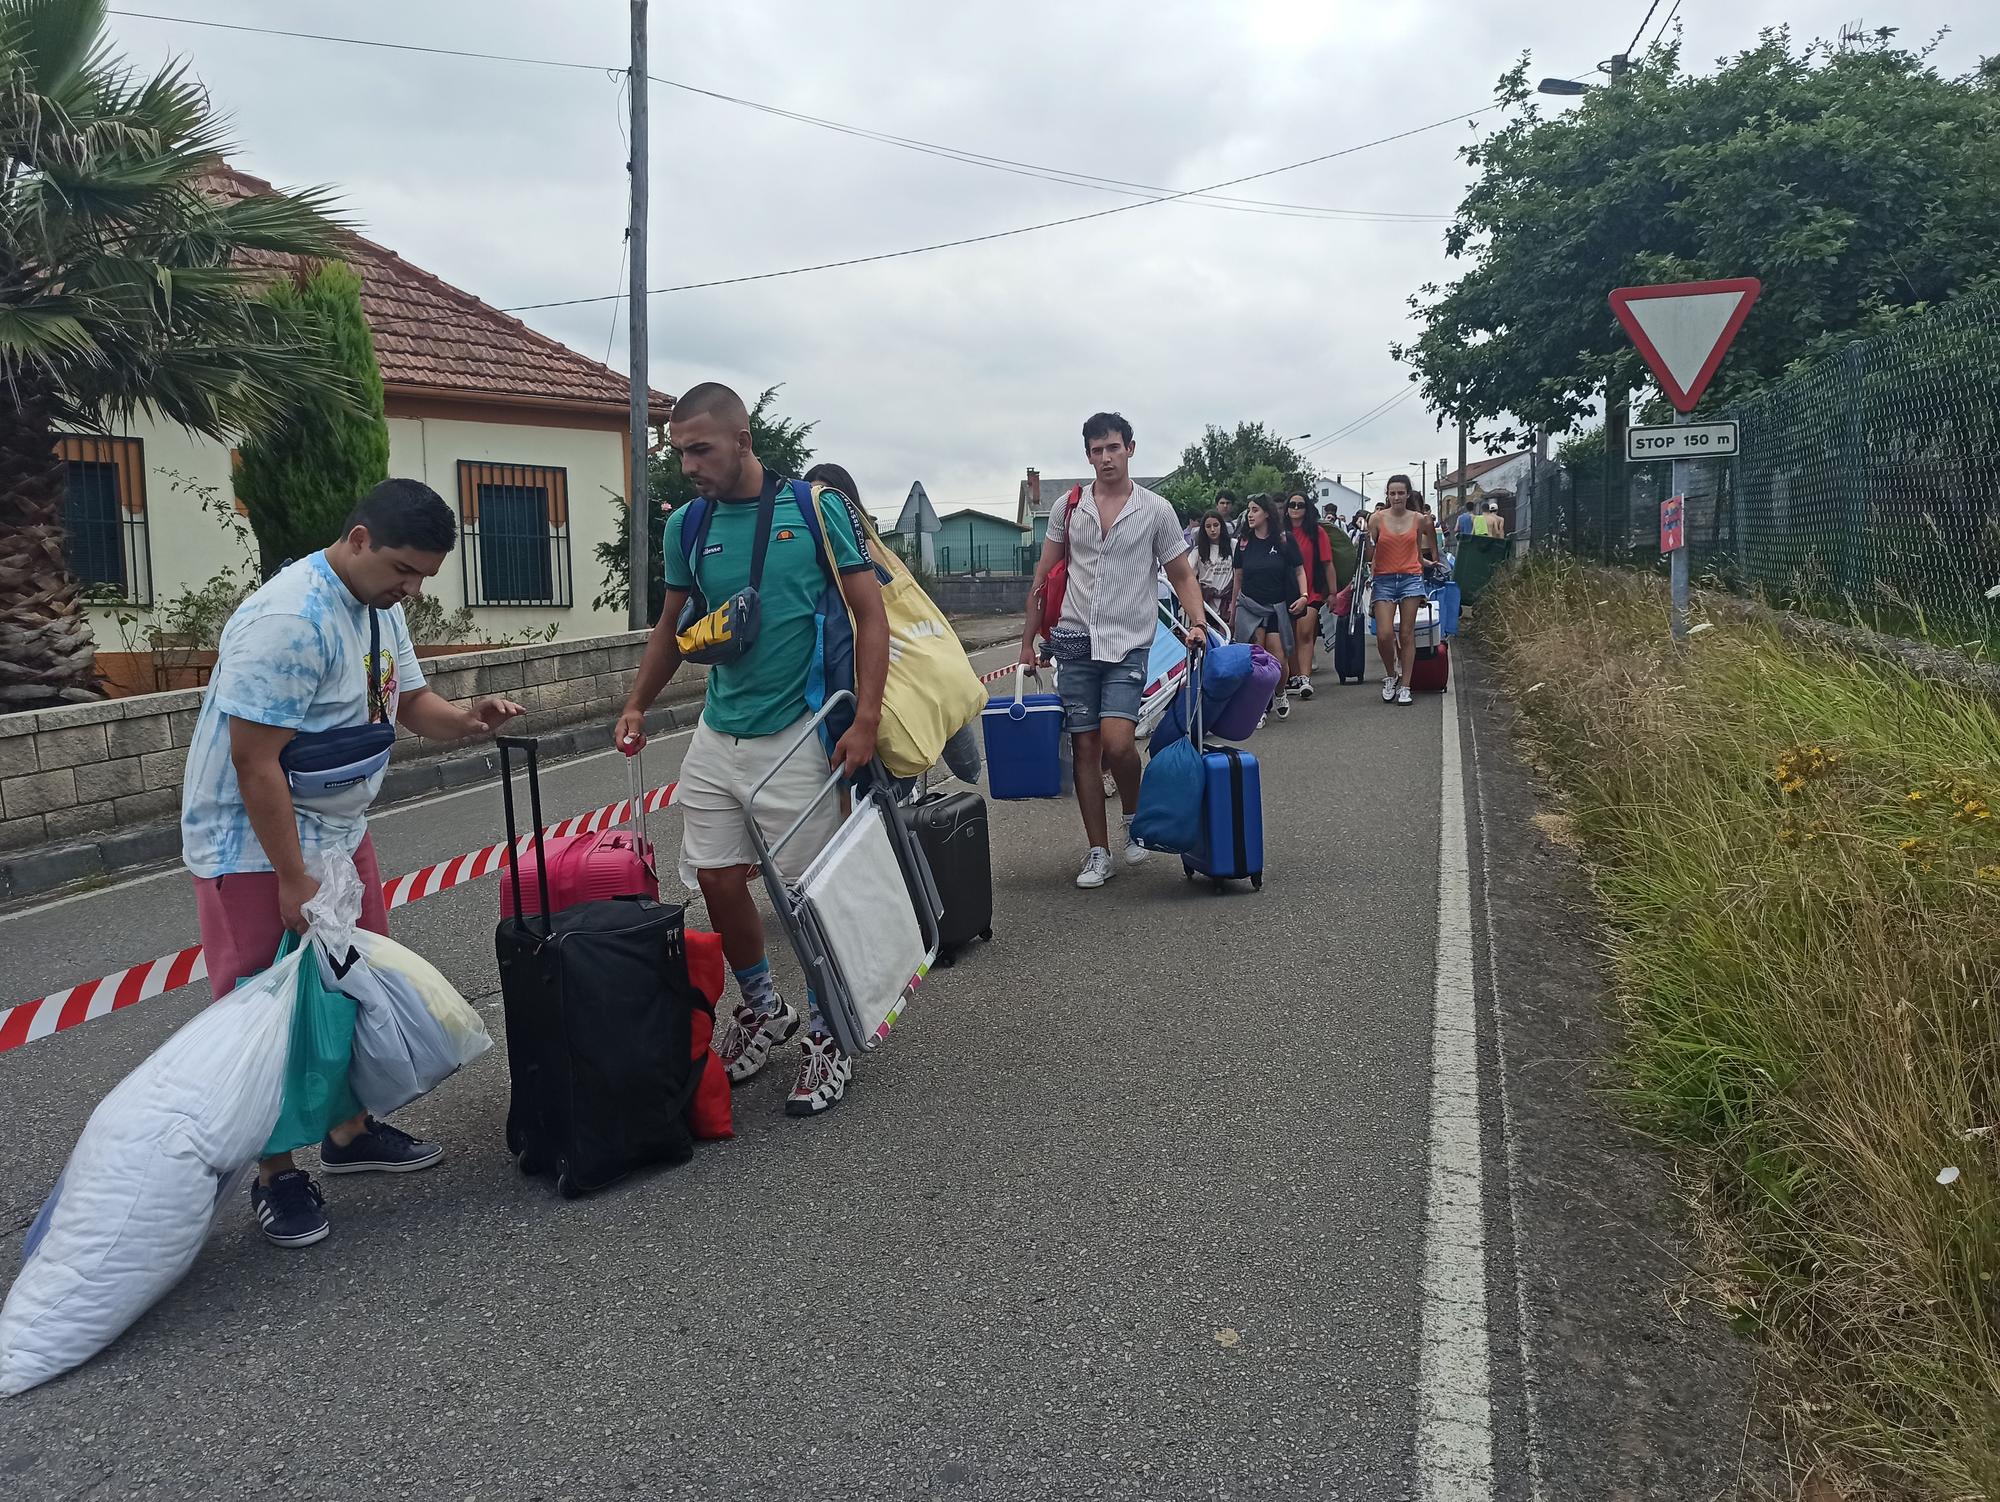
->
[111,1,1990,520]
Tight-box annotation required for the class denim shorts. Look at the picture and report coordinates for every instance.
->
[1372,571,1429,604]
[1057,644,1150,733]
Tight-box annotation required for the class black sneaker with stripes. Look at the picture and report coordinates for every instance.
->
[251,1170,328,1248]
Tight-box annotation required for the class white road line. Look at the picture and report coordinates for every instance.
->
[1417,685,1495,1499]
[1470,714,1546,1501]
[0,637,1023,924]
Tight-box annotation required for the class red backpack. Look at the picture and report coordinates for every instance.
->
[1032,487,1085,641]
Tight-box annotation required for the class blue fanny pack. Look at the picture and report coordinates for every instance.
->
[278,609,395,813]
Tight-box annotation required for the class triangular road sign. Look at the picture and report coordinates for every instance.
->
[1609,278,1761,413]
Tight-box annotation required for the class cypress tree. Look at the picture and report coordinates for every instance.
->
[235,261,391,577]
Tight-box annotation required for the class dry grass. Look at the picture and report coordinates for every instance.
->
[1486,560,2000,1501]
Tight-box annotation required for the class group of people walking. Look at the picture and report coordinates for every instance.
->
[1183,475,1444,715]
[173,386,1461,1250]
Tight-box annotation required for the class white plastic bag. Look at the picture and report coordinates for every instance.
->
[338,931,490,1117]
[302,847,363,956]
[0,945,303,1396]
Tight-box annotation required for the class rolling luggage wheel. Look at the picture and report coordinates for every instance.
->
[1252,873,1264,891]
[981,927,993,941]
[555,1159,582,1200]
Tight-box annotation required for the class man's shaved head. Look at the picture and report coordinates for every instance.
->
[669,380,760,500]
[671,381,750,432]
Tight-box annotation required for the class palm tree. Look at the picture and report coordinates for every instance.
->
[0,0,348,708]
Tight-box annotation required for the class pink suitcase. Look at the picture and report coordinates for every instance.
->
[499,743,659,919]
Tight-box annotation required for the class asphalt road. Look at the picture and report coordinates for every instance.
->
[0,638,1763,1500]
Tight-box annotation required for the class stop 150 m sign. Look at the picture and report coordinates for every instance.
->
[1625,420,1739,460]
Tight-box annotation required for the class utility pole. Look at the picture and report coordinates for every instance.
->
[624,0,651,631]
[1599,50,1630,565]
[1456,410,1469,521]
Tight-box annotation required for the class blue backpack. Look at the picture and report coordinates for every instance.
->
[679,479,860,755]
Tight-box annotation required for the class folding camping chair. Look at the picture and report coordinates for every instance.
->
[744,693,944,1057]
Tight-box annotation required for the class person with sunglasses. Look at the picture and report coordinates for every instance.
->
[1283,492,1334,699]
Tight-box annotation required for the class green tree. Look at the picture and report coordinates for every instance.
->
[1397,29,2000,447]
[0,0,348,707]
[594,385,817,621]
[234,262,390,577]
[1161,422,1320,519]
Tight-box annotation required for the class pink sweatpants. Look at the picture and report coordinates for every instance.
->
[192,835,391,1000]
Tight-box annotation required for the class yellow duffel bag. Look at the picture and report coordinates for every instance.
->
[816,486,988,779]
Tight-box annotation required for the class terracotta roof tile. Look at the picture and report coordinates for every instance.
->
[1436,451,1528,490]
[199,164,671,419]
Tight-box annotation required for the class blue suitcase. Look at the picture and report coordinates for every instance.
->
[1183,744,1264,892]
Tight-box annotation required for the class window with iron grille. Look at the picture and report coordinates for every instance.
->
[59,436,152,605]
[456,462,572,608]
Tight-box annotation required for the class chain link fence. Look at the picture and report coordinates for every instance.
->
[1527,289,2000,648]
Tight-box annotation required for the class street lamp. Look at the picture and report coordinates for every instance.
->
[1537,57,1624,96]
[1408,459,1429,498]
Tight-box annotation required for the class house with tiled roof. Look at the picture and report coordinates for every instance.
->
[1435,450,1531,526]
[66,165,671,657]
[1016,467,1172,549]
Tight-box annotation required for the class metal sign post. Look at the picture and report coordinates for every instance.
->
[1611,278,1762,646]
[1665,413,1690,641]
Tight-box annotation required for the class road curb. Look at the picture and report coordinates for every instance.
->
[0,617,1023,907]
[0,698,702,905]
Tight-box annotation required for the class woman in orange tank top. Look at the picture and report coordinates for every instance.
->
[1365,475,1439,705]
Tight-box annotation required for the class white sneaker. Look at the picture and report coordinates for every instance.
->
[1273,692,1291,721]
[1297,678,1314,700]
[1075,847,1117,888]
[1397,685,1414,705]
[784,1032,851,1117]
[716,996,803,1084]
[1381,674,1401,703]
[1121,815,1150,865]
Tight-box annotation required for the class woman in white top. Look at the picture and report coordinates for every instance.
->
[1191,509,1235,620]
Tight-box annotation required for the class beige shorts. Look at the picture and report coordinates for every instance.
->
[672,714,841,890]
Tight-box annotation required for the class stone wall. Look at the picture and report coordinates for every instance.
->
[0,629,680,858]
[926,575,1030,616]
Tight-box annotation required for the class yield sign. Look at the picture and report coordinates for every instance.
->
[1608,278,1762,413]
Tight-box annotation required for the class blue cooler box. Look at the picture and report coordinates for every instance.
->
[982,686,1067,799]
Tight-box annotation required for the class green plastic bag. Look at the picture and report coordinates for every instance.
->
[260,933,363,1157]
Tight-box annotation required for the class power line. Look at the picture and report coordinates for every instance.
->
[504,103,1501,309]
[643,77,1450,223]
[109,8,1449,225]
[108,8,612,74]
[1624,0,1664,60]
[1649,0,1683,52]
[1299,385,1421,456]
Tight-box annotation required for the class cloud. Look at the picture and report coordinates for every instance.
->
[113,0,1996,515]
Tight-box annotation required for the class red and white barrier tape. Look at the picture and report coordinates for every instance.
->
[0,781,677,1056]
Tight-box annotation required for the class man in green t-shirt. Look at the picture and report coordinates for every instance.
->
[616,382,888,1118]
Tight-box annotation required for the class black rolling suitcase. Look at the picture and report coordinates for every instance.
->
[494,737,705,1199]
[1333,577,1369,684]
[897,787,993,966]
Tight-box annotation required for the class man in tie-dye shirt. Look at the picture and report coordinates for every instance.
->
[181,479,523,1248]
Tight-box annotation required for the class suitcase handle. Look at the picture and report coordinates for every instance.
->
[622,739,649,850]
[496,735,553,933]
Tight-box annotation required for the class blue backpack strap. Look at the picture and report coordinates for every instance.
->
[676,495,714,612]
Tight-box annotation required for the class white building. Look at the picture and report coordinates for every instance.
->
[65,165,670,664]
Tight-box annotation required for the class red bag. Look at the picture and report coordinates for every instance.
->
[684,929,733,1141]
[1032,487,1085,640]
[1407,639,1450,693]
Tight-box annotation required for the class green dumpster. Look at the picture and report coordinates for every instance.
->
[1451,536,1511,604]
